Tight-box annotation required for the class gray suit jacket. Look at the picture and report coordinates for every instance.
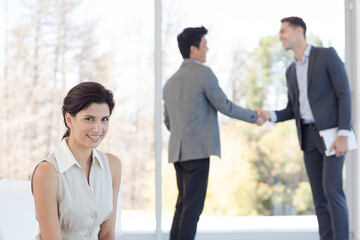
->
[163,59,258,163]
[275,46,352,149]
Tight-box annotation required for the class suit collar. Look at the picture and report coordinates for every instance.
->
[288,45,316,93]
[307,45,317,87]
[288,63,299,96]
[304,44,312,58]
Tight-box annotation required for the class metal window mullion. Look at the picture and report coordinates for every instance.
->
[155,0,163,239]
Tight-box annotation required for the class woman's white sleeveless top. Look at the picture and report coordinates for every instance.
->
[34,139,113,240]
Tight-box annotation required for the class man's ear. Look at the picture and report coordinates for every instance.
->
[296,27,303,36]
[190,45,197,55]
[65,113,73,128]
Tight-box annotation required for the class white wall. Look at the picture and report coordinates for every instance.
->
[345,0,360,239]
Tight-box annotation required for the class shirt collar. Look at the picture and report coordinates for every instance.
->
[92,148,104,169]
[183,58,200,64]
[294,44,312,63]
[304,44,312,57]
[55,138,104,174]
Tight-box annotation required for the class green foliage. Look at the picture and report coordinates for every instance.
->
[221,34,321,216]
[250,122,306,215]
[307,33,323,47]
[240,36,294,110]
[293,181,315,215]
[240,35,313,215]
[204,121,260,216]
[201,120,310,216]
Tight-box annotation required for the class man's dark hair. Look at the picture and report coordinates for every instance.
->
[177,26,208,59]
[281,16,306,38]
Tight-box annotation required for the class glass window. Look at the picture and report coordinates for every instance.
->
[0,0,346,237]
[161,0,345,232]
[0,0,155,233]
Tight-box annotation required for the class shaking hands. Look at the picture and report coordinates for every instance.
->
[255,109,271,126]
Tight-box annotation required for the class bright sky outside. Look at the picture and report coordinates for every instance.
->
[85,0,345,56]
[81,0,345,112]
[0,0,345,104]
[0,0,345,69]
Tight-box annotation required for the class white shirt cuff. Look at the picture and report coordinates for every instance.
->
[338,129,351,137]
[270,111,277,123]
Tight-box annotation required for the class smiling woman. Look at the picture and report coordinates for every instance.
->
[31,82,122,240]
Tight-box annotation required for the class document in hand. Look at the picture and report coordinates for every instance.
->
[319,127,358,156]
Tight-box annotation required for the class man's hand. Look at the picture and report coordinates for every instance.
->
[255,109,271,126]
[329,136,348,157]
[256,116,265,126]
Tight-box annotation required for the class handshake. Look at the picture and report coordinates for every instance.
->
[255,109,271,126]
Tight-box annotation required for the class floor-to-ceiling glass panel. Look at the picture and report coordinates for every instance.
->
[88,0,156,233]
[161,0,345,232]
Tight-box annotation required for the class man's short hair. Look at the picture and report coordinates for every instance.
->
[281,16,306,38]
[177,26,208,59]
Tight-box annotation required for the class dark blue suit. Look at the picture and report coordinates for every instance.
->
[275,46,351,240]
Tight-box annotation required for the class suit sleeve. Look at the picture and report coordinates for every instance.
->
[327,47,352,130]
[274,67,295,122]
[163,104,170,131]
[202,67,258,123]
[275,94,295,122]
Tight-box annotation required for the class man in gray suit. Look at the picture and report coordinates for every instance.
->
[259,17,351,240]
[163,26,262,240]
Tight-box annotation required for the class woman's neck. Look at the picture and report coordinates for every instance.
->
[66,138,92,167]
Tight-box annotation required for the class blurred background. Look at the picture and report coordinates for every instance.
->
[0,0,345,234]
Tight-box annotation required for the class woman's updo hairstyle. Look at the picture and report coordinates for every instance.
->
[62,81,115,139]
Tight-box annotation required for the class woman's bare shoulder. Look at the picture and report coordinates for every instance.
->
[106,153,122,172]
[32,161,58,194]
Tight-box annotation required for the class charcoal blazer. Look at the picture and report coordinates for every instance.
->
[275,46,351,149]
[163,59,258,163]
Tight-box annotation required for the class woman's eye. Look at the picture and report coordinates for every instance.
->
[85,117,94,121]
[102,117,109,122]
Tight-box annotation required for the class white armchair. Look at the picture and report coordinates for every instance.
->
[0,179,38,240]
[0,179,122,240]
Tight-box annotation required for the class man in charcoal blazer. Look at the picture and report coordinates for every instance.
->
[163,26,262,240]
[260,17,351,240]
